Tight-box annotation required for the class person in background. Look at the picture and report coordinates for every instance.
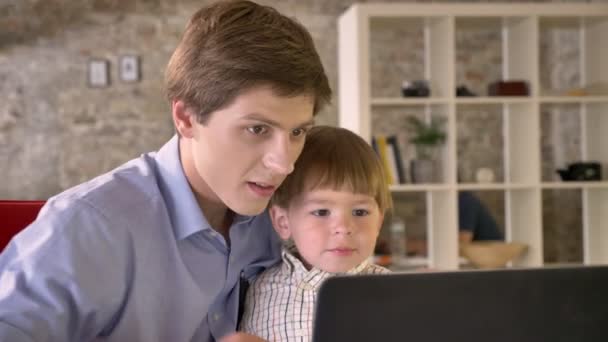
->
[392,191,503,258]
[0,1,331,341]
[458,191,503,244]
[239,126,392,341]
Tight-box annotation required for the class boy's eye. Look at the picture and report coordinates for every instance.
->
[312,209,330,217]
[248,125,268,135]
[353,209,369,216]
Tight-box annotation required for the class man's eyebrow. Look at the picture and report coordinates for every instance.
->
[241,113,315,128]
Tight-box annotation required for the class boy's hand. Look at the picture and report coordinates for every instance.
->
[219,332,268,342]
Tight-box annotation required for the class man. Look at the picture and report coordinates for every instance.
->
[0,1,331,341]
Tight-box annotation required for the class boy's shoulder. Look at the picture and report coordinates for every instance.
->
[248,262,287,291]
[361,263,391,275]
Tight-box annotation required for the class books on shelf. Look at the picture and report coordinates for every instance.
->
[372,134,406,185]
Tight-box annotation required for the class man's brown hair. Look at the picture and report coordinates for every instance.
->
[165,0,331,123]
[272,126,393,213]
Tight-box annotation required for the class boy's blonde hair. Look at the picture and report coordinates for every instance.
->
[271,126,392,212]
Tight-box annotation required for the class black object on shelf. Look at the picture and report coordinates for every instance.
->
[401,80,430,97]
[456,85,476,97]
[556,162,602,181]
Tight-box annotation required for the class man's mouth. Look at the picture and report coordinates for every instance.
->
[247,181,277,198]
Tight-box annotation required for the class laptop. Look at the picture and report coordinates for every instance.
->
[312,265,608,342]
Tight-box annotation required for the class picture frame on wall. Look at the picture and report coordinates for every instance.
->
[87,59,110,88]
[119,55,141,82]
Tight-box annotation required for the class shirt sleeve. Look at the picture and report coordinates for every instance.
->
[0,198,132,341]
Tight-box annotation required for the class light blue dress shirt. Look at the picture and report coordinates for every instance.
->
[0,135,282,342]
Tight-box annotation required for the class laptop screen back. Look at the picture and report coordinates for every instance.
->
[313,266,608,342]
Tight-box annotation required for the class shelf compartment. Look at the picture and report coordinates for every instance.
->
[539,16,608,97]
[369,16,453,99]
[507,189,543,267]
[383,191,429,259]
[584,188,608,264]
[583,102,608,180]
[541,189,584,265]
[505,102,540,184]
[458,190,505,242]
[383,190,459,270]
[456,103,504,184]
[539,103,608,184]
[455,16,536,98]
[372,104,452,185]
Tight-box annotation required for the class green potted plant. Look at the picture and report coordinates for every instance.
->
[405,115,446,183]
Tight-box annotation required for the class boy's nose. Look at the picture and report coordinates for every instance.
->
[333,215,353,235]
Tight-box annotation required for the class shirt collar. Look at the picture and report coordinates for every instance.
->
[154,135,211,240]
[280,245,372,290]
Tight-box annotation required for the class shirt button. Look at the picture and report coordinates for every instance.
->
[213,313,221,321]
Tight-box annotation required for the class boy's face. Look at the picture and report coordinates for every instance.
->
[270,188,383,273]
[175,85,315,216]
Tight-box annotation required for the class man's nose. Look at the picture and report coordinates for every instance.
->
[262,136,295,175]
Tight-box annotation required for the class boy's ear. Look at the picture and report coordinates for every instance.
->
[172,100,196,138]
[269,205,291,240]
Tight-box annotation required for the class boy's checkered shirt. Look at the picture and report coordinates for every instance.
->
[239,247,390,341]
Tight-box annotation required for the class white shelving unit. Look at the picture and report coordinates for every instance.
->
[338,3,608,270]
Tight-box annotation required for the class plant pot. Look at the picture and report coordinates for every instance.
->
[410,159,438,183]
[415,144,439,160]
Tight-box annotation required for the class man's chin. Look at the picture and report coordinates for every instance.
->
[229,200,269,216]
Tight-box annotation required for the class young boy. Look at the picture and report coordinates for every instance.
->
[239,126,392,341]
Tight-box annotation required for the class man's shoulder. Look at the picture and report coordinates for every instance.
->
[60,153,158,200]
[46,152,165,227]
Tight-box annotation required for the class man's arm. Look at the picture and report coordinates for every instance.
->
[0,200,130,341]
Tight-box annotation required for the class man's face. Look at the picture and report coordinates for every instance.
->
[178,86,315,216]
[271,188,383,273]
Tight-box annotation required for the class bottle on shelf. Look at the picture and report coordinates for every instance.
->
[390,215,407,267]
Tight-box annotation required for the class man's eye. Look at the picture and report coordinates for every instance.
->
[353,209,369,216]
[292,127,308,137]
[312,209,330,217]
[248,125,268,135]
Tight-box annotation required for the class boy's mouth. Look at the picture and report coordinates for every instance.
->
[328,247,356,256]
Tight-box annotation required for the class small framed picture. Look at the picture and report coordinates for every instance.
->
[119,55,141,82]
[87,59,110,87]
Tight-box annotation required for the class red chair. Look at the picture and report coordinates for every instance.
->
[0,200,45,251]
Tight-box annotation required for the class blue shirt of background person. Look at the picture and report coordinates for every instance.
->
[458,191,503,241]
[0,1,332,341]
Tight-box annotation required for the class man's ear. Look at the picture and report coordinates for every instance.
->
[172,100,196,138]
[269,205,291,240]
